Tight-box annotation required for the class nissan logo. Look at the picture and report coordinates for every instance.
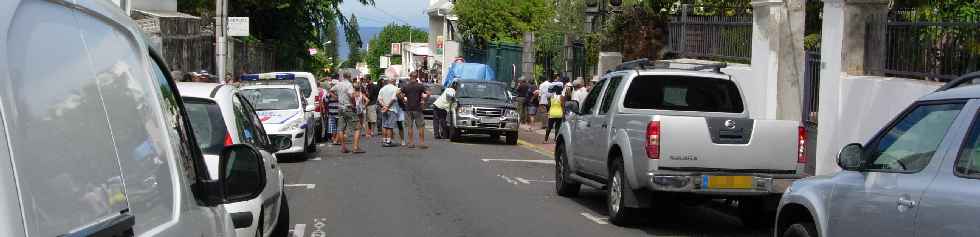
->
[724,120,737,129]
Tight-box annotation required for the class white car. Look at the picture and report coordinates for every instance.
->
[179,83,289,237]
[239,76,317,155]
[269,72,322,139]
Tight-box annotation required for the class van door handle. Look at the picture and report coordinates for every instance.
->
[897,196,917,208]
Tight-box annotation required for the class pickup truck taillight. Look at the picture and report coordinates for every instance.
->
[797,126,807,164]
[224,132,233,147]
[646,121,661,159]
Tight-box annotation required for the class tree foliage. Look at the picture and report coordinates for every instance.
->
[453,0,556,44]
[364,24,428,81]
[176,0,374,74]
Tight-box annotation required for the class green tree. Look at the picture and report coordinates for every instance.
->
[453,0,556,44]
[364,24,428,81]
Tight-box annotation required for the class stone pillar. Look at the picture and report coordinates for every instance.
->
[521,32,536,83]
[815,0,890,175]
[750,0,805,121]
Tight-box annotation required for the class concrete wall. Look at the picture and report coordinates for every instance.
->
[721,65,768,119]
[814,75,942,174]
[132,0,177,12]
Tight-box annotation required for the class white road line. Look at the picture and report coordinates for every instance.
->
[318,144,326,147]
[481,159,555,165]
[498,175,518,185]
[514,177,531,184]
[580,212,609,225]
[284,184,316,189]
[311,157,322,161]
[290,224,306,237]
[514,177,556,184]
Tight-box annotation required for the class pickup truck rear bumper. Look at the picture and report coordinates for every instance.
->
[645,171,805,196]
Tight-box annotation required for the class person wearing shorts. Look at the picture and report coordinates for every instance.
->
[378,77,401,147]
[400,71,430,149]
[331,72,364,154]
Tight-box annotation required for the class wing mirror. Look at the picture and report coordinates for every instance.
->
[565,100,581,115]
[219,144,267,203]
[837,143,865,171]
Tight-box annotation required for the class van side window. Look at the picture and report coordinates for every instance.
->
[955,110,980,179]
[580,80,607,115]
[598,76,624,114]
[239,95,272,148]
[149,57,205,183]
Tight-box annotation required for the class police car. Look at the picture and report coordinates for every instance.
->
[240,73,317,155]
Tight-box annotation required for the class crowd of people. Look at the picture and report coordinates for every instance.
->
[514,73,593,144]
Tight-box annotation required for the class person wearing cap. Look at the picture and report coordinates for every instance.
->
[571,77,588,104]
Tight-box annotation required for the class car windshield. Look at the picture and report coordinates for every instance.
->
[240,88,300,111]
[295,77,312,98]
[457,82,508,101]
[182,99,228,155]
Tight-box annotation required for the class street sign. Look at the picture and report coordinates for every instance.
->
[227,17,249,36]
[391,43,401,55]
[380,56,390,69]
[308,48,318,55]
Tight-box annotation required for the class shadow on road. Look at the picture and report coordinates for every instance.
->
[566,187,771,236]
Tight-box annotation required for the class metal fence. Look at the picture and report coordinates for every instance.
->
[461,42,524,86]
[802,51,821,124]
[666,5,753,63]
[868,11,980,81]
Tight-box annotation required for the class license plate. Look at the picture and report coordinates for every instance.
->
[703,176,754,189]
[481,118,500,124]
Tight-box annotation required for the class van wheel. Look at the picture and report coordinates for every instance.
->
[555,141,580,197]
[505,133,518,145]
[608,159,635,226]
[270,193,290,237]
[782,222,818,237]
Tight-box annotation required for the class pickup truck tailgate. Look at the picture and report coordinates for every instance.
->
[658,116,798,172]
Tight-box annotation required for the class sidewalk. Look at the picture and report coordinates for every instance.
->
[516,124,557,158]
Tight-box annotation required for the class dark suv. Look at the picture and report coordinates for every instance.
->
[448,80,520,145]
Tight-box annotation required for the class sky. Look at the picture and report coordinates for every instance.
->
[339,0,430,29]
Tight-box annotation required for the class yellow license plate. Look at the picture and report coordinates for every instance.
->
[704,176,754,189]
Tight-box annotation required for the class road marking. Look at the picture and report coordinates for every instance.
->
[481,159,555,165]
[515,177,555,184]
[289,224,306,237]
[580,212,609,225]
[516,139,553,157]
[311,157,322,161]
[284,184,316,189]
[497,175,519,185]
[310,218,327,237]
[318,144,326,147]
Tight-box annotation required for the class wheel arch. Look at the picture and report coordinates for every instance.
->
[776,203,817,237]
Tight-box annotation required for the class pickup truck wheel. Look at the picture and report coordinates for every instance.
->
[782,222,818,237]
[449,127,463,142]
[505,133,518,145]
[555,142,580,197]
[608,160,636,226]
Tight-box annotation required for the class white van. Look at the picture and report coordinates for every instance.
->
[0,1,267,236]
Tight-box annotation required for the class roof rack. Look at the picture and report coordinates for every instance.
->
[935,71,980,92]
[615,58,728,74]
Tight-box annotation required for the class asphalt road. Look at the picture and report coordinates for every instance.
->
[277,127,771,237]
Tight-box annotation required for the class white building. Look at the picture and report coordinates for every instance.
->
[427,0,460,83]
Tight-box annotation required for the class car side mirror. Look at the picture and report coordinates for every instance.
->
[837,143,865,171]
[220,144,267,203]
[565,100,581,115]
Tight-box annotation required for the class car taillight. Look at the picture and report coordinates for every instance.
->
[797,126,807,164]
[224,133,233,147]
[646,121,661,159]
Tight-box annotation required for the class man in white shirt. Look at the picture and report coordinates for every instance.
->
[378,77,401,147]
[571,78,588,105]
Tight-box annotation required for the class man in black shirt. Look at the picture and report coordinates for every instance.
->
[400,71,430,149]
[365,78,381,137]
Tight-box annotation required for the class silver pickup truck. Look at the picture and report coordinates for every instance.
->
[555,60,806,225]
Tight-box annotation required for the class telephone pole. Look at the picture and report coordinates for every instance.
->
[215,0,228,82]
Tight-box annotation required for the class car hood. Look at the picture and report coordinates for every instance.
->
[456,98,514,109]
[256,110,302,124]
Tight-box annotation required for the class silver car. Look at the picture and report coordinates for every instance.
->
[775,72,980,237]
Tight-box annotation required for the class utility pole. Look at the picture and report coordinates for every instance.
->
[215,0,228,82]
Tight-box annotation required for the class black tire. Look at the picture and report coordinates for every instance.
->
[449,127,463,142]
[505,133,518,145]
[555,141,580,197]
[782,222,818,237]
[305,135,317,154]
[607,159,636,226]
[270,193,290,237]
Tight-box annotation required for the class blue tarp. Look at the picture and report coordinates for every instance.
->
[443,63,495,87]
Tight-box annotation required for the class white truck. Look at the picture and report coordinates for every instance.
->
[555,60,807,225]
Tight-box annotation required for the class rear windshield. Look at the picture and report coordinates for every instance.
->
[622,76,744,113]
[295,77,312,98]
[240,88,300,111]
[183,99,228,155]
